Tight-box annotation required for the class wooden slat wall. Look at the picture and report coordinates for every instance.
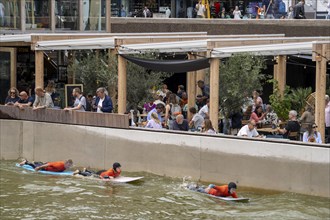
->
[0,105,129,129]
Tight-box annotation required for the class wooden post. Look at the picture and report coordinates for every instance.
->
[187,53,197,120]
[196,52,206,95]
[50,0,56,32]
[117,55,127,114]
[106,0,111,32]
[10,49,17,88]
[35,50,44,88]
[79,0,84,31]
[314,44,328,143]
[209,58,220,132]
[20,0,26,32]
[277,55,287,96]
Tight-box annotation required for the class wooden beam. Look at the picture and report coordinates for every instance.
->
[35,50,44,88]
[50,0,56,32]
[187,53,197,120]
[209,58,220,132]
[117,55,127,114]
[20,0,26,32]
[106,0,111,32]
[274,55,287,96]
[314,43,328,143]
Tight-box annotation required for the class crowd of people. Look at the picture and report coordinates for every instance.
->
[3,80,329,144]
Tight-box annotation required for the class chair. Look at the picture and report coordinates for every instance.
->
[288,131,299,141]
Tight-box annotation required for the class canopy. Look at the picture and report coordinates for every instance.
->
[120,54,209,73]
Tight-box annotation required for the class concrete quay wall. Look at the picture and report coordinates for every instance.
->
[1,119,329,198]
[112,18,330,37]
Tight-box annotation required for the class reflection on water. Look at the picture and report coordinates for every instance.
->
[0,161,329,219]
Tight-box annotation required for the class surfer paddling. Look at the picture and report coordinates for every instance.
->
[189,182,238,198]
[73,162,121,179]
[19,159,73,172]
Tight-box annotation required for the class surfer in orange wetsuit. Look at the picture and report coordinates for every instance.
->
[204,182,238,198]
[99,162,121,179]
[19,159,73,172]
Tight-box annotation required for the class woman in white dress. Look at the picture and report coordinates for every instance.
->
[233,6,242,19]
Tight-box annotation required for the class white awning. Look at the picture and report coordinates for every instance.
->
[118,40,207,54]
[35,37,116,50]
[0,34,32,42]
[210,42,316,58]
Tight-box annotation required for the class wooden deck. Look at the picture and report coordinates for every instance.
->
[0,105,129,129]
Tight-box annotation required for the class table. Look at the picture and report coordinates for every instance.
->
[257,128,279,134]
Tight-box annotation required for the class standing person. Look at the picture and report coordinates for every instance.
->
[120,5,126,17]
[233,6,242,19]
[33,87,54,110]
[165,7,171,18]
[146,112,163,129]
[237,120,261,138]
[143,97,156,113]
[287,6,294,19]
[199,99,210,119]
[202,119,216,134]
[293,0,305,19]
[5,87,20,106]
[303,123,322,143]
[196,1,206,18]
[143,6,151,18]
[325,95,330,143]
[100,162,121,179]
[220,7,227,18]
[177,85,185,98]
[172,114,189,131]
[147,103,165,123]
[277,110,301,140]
[94,87,113,113]
[165,93,182,129]
[252,90,263,111]
[64,88,86,111]
[263,0,274,19]
[189,107,204,131]
[20,159,73,172]
[0,1,5,26]
[197,80,210,104]
[299,106,314,131]
[14,91,34,109]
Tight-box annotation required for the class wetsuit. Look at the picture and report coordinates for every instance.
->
[100,168,121,179]
[25,161,66,172]
[208,185,238,198]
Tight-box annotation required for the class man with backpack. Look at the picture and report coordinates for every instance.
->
[64,87,86,112]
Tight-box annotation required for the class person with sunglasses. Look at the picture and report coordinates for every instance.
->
[237,119,261,138]
[302,123,322,143]
[5,87,20,106]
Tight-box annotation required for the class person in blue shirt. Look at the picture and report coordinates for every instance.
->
[5,87,20,106]
[94,87,113,113]
[14,91,34,109]
[147,103,165,123]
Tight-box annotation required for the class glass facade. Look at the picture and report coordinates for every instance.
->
[55,0,79,30]
[0,0,21,29]
[25,0,50,29]
[0,51,11,104]
[83,0,106,31]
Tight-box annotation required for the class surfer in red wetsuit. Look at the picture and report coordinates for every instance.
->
[99,162,121,179]
[19,159,73,172]
[204,182,238,198]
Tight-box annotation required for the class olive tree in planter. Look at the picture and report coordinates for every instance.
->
[218,53,267,133]
[268,80,292,121]
[68,52,172,112]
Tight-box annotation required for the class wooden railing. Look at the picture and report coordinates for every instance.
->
[0,105,129,129]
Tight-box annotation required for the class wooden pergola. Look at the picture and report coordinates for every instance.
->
[2,33,328,142]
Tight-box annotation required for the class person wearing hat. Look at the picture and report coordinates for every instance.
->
[204,182,238,198]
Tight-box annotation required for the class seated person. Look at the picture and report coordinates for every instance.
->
[189,107,204,131]
[302,123,322,143]
[5,87,20,106]
[172,114,189,131]
[19,159,73,172]
[278,110,301,140]
[33,87,54,110]
[14,91,34,109]
[237,120,261,138]
[250,105,266,124]
[99,162,121,179]
[202,119,216,134]
[146,112,163,129]
[265,105,278,125]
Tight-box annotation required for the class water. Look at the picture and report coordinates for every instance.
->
[1,161,329,220]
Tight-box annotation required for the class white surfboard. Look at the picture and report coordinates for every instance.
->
[74,174,143,183]
[82,0,89,30]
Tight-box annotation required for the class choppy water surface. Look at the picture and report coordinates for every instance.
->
[0,161,329,220]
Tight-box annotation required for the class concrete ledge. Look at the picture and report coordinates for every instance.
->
[1,119,329,198]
